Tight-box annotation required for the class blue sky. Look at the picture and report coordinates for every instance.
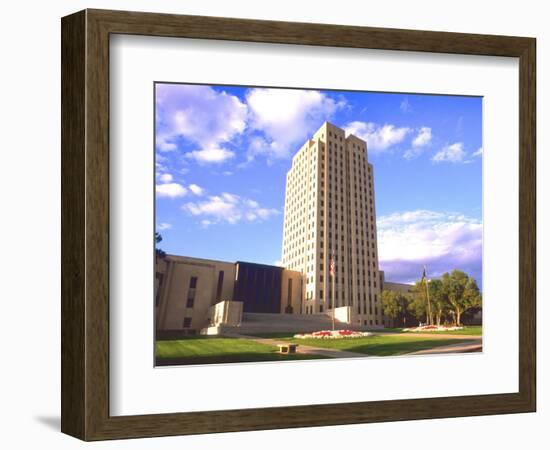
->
[155,83,482,285]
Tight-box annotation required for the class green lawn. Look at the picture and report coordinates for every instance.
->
[366,327,404,333]
[437,326,482,335]
[155,337,326,365]
[155,332,480,365]
[282,334,476,357]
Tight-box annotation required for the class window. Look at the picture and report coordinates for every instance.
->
[215,271,224,302]
[183,317,192,328]
[187,276,197,308]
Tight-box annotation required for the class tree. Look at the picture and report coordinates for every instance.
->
[428,279,448,326]
[381,290,400,319]
[464,277,482,311]
[155,232,166,258]
[408,281,428,324]
[407,269,481,327]
[441,270,478,326]
[381,290,410,326]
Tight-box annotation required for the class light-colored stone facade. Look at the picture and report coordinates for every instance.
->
[281,268,303,314]
[155,255,305,334]
[282,122,383,326]
[155,255,236,335]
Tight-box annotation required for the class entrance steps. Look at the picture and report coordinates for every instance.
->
[202,312,373,335]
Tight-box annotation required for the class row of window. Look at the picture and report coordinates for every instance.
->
[283,134,376,270]
[284,187,375,227]
[305,290,379,305]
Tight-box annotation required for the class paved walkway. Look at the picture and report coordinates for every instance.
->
[228,333,482,359]
[229,334,367,358]
[407,340,482,355]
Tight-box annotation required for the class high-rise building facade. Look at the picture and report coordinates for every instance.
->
[282,122,383,326]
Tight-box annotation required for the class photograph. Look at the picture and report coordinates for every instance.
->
[153,83,483,366]
[50,4,537,443]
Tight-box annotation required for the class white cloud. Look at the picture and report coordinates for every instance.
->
[188,184,205,196]
[156,183,187,198]
[156,153,168,163]
[185,147,235,164]
[473,147,483,157]
[155,160,168,174]
[156,135,177,152]
[157,222,172,231]
[403,149,418,160]
[400,97,412,113]
[182,192,278,225]
[246,88,344,159]
[156,178,204,199]
[377,210,482,284]
[412,127,432,148]
[404,127,433,160]
[344,121,411,152]
[432,142,467,163]
[273,260,283,267]
[246,136,272,162]
[155,84,247,162]
[158,173,173,183]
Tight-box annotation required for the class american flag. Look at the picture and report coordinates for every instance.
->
[329,257,335,276]
[421,265,428,284]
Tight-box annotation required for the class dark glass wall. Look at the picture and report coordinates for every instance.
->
[234,262,282,313]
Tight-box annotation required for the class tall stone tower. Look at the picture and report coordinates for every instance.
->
[281,122,383,327]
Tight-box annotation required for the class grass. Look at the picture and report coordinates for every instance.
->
[282,334,477,357]
[155,331,481,365]
[431,325,482,335]
[367,327,404,333]
[155,336,327,365]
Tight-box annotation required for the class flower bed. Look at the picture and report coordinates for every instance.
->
[294,330,373,339]
[402,325,463,332]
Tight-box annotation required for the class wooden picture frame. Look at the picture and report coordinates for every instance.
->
[61,8,536,441]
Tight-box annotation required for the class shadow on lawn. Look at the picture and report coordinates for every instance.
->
[155,352,326,366]
[320,338,477,357]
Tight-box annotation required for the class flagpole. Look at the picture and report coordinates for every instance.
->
[423,266,432,326]
[332,272,335,331]
[331,256,335,331]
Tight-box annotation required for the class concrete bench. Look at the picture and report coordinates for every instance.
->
[277,343,298,354]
